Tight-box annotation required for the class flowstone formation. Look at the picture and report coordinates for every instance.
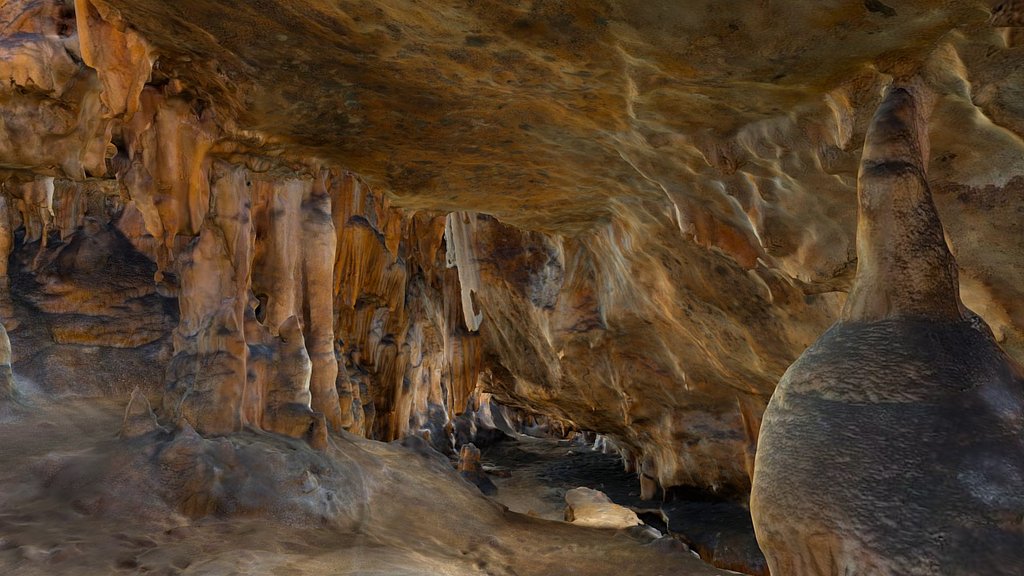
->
[750,87,1024,574]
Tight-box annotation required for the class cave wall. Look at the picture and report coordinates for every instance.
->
[0,0,483,451]
[447,212,838,495]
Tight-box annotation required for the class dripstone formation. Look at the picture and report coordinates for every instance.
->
[751,86,1024,575]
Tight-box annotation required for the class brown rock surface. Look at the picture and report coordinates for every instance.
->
[119,386,163,438]
[0,396,732,576]
[0,0,1022,504]
[458,442,499,495]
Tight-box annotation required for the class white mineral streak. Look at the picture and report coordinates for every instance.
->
[445,211,483,332]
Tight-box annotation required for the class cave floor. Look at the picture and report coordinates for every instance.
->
[481,437,767,576]
[0,396,732,576]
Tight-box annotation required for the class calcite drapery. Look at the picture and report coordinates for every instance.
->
[750,86,1024,574]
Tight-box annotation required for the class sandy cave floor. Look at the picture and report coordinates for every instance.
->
[0,394,734,576]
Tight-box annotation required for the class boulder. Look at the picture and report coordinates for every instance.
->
[564,487,642,530]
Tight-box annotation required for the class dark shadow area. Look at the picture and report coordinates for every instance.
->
[483,437,768,576]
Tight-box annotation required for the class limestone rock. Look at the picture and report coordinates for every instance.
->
[451,393,514,450]
[74,0,153,119]
[564,487,642,530]
[18,401,731,576]
[162,163,252,434]
[750,86,1024,575]
[17,214,174,348]
[262,315,328,449]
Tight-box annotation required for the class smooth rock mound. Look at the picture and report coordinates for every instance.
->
[20,405,730,576]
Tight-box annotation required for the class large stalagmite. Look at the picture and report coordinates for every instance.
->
[750,86,1024,574]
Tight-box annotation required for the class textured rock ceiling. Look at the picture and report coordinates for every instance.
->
[103,0,1013,225]
[103,0,1023,343]
[2,0,1022,501]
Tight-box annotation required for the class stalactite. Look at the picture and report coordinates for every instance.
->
[74,0,152,119]
[120,87,216,276]
[331,173,412,439]
[251,176,305,333]
[444,211,483,332]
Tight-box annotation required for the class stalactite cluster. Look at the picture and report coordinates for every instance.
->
[0,0,484,449]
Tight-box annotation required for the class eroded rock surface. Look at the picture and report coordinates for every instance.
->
[0,396,731,576]
[0,0,485,455]
[750,86,1024,574]
[80,0,1024,496]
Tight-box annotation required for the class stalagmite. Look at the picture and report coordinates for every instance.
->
[457,442,497,495]
[750,86,1024,574]
[262,315,328,449]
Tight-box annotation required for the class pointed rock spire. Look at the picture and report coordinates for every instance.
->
[843,86,963,322]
